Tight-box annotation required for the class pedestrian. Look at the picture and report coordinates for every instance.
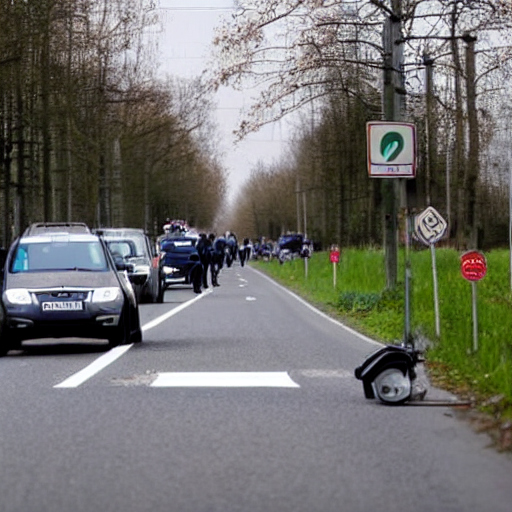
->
[239,238,251,267]
[188,253,203,294]
[208,233,221,286]
[196,233,212,288]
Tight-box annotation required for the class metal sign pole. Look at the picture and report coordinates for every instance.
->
[430,243,441,338]
[472,281,478,352]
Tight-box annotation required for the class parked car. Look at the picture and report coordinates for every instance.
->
[158,236,199,290]
[0,231,142,356]
[97,228,162,304]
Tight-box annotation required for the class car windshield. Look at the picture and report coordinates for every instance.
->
[11,241,108,272]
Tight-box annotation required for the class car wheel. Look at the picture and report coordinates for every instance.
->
[156,278,165,303]
[0,339,9,356]
[0,323,12,356]
[129,305,143,344]
[108,308,129,348]
[372,366,411,405]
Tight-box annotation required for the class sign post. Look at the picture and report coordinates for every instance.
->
[368,121,416,341]
[330,247,340,288]
[460,250,487,352]
[414,206,448,338]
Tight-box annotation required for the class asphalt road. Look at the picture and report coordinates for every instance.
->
[0,262,511,512]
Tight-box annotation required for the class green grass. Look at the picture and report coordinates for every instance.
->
[252,248,512,419]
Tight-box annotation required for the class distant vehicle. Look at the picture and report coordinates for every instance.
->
[96,228,162,304]
[0,231,142,356]
[159,236,199,290]
[276,233,312,263]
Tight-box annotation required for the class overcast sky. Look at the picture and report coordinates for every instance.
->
[154,0,291,205]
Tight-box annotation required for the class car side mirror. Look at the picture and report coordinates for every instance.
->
[112,253,128,271]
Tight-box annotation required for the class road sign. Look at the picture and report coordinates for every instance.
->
[367,121,416,177]
[414,206,448,245]
[461,250,487,281]
[330,250,340,263]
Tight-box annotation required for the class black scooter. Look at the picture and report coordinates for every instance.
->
[354,343,424,405]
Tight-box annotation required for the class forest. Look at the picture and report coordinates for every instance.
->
[0,0,226,247]
[212,0,512,257]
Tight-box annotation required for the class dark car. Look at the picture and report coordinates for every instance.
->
[0,231,142,356]
[97,228,162,304]
[158,236,199,289]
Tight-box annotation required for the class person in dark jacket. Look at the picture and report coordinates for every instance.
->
[188,253,203,294]
[209,233,221,286]
[196,233,212,288]
[239,238,251,267]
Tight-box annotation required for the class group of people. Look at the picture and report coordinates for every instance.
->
[189,233,253,294]
[195,233,223,291]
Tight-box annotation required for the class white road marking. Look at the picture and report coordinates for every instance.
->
[142,288,212,332]
[151,371,300,388]
[246,296,256,301]
[54,345,133,388]
[54,291,211,388]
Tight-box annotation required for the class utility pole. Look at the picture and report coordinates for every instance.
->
[382,0,405,289]
[424,53,436,206]
[463,33,478,248]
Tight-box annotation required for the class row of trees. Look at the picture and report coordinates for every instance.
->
[0,0,226,246]
[211,0,512,257]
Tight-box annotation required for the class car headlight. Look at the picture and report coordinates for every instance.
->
[92,287,122,303]
[4,288,32,305]
[162,266,180,275]
[133,265,150,275]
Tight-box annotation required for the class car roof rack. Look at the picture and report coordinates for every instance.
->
[23,222,91,236]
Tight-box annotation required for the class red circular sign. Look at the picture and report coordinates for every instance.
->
[330,251,340,263]
[461,250,487,281]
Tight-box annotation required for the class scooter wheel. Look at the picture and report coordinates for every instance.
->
[372,367,411,405]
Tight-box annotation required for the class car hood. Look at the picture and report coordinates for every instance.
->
[5,271,120,290]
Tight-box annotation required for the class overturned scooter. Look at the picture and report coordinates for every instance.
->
[354,343,425,405]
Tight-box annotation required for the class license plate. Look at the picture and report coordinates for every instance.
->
[42,301,83,311]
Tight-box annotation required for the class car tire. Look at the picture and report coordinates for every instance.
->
[0,323,12,356]
[0,341,9,357]
[156,278,165,303]
[108,308,129,348]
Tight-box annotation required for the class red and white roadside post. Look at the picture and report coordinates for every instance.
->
[461,250,487,353]
[330,246,340,288]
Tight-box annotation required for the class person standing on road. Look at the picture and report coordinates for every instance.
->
[196,233,212,288]
[209,233,221,287]
[188,253,203,294]
[239,238,251,267]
